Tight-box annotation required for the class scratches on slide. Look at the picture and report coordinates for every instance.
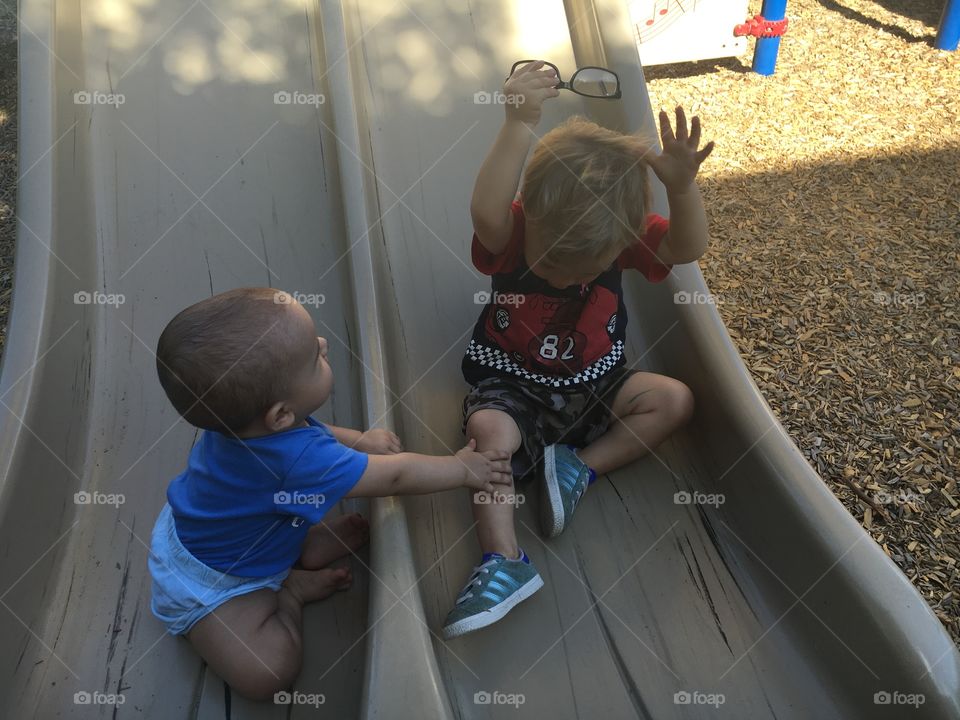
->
[575,552,655,720]
[204,249,214,296]
[679,533,732,655]
[606,476,642,533]
[695,504,757,622]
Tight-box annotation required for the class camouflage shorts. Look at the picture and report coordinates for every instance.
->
[462,366,637,480]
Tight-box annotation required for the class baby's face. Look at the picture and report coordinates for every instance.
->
[284,301,334,418]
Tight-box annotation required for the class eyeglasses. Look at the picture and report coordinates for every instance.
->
[509,60,622,99]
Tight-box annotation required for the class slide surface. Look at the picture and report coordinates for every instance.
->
[2,0,958,717]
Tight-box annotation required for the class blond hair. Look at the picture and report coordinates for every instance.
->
[521,117,653,265]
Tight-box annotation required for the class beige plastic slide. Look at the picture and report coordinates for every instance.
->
[3,0,958,717]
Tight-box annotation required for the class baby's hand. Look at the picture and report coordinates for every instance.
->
[455,439,513,492]
[355,428,403,455]
[648,106,715,195]
[503,60,560,126]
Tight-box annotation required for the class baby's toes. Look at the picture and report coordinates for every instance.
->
[351,513,370,537]
[333,567,353,591]
[286,567,352,603]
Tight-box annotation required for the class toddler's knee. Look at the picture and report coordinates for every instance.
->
[465,409,521,452]
[665,380,695,427]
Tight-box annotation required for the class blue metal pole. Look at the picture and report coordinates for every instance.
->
[752,0,788,75]
[936,0,960,51]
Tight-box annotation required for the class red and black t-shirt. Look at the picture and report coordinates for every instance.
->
[462,201,671,388]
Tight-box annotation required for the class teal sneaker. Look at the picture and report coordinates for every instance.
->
[540,444,594,538]
[442,551,543,638]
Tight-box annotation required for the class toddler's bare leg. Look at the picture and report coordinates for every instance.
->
[465,409,523,558]
[299,513,369,569]
[577,373,694,476]
[187,567,351,700]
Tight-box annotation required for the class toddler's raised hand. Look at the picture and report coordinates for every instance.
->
[648,106,714,194]
[503,60,560,127]
[455,439,513,492]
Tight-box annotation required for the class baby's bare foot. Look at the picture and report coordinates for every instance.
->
[283,567,353,604]
[299,513,369,570]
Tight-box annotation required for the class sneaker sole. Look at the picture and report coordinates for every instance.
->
[442,574,544,639]
[540,445,564,538]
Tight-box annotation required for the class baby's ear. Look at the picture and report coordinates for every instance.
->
[264,401,297,432]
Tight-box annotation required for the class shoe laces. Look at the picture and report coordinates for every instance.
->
[455,557,498,604]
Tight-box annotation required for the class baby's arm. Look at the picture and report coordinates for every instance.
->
[327,424,402,455]
[326,424,362,446]
[346,439,512,498]
[471,61,559,254]
[648,107,715,265]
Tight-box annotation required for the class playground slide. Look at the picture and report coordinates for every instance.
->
[2,0,958,717]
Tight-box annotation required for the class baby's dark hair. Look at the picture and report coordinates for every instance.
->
[156,288,303,434]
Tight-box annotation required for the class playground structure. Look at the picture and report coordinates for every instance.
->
[939,0,960,50]
[2,0,960,718]
[632,0,959,75]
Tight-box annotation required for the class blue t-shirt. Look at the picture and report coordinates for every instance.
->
[167,417,369,577]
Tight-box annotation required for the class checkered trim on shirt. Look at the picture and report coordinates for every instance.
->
[465,340,624,388]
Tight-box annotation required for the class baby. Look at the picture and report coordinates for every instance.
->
[442,60,713,637]
[148,287,511,699]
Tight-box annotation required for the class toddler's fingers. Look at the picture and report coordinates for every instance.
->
[530,68,557,79]
[515,60,545,76]
[491,472,513,485]
[658,109,675,143]
[492,459,513,473]
[463,438,477,452]
[695,141,715,164]
[481,449,511,461]
[674,105,688,141]
[689,115,701,147]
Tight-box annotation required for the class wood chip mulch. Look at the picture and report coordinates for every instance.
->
[645,0,959,646]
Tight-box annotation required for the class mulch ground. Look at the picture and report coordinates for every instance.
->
[645,0,959,645]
